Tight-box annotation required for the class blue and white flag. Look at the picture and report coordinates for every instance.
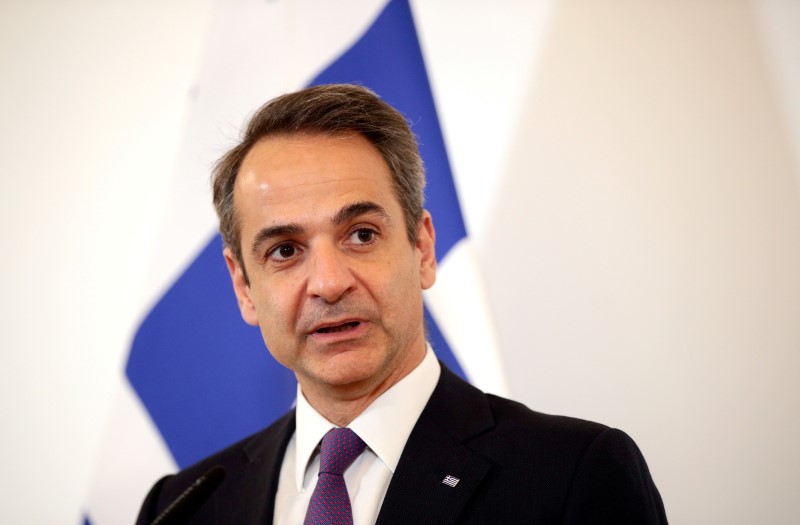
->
[82,1,505,522]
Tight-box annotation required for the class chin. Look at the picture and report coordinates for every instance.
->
[313,354,387,388]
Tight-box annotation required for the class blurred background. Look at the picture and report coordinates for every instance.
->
[1,1,798,523]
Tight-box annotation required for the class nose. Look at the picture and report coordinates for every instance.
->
[306,242,355,303]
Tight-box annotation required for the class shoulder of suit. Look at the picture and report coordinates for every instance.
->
[472,390,615,454]
[486,392,609,433]
[155,409,295,498]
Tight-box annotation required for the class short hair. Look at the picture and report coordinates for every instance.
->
[212,84,426,282]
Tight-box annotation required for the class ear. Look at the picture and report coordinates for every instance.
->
[416,210,437,290]
[223,247,259,326]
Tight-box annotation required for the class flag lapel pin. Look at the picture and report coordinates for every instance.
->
[442,475,460,487]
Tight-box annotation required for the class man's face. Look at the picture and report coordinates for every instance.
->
[224,133,436,397]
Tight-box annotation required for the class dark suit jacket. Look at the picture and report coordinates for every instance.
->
[136,365,667,524]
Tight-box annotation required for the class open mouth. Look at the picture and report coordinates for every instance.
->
[316,321,361,334]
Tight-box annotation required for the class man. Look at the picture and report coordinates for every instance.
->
[136,84,667,524]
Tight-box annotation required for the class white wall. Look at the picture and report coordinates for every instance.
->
[1,1,798,523]
[0,1,215,522]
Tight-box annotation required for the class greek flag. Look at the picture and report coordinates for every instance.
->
[82,1,505,522]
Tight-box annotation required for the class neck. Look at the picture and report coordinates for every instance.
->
[299,343,426,427]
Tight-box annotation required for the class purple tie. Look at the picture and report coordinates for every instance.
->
[304,428,367,525]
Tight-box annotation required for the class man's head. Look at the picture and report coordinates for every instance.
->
[212,84,437,409]
[212,84,426,284]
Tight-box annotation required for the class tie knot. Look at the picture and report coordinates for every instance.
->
[319,428,366,476]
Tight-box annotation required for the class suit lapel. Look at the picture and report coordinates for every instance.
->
[376,365,495,525]
[236,410,296,523]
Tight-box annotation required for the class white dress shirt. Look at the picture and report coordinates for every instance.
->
[273,346,441,525]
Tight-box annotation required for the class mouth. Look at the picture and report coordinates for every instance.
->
[313,321,361,334]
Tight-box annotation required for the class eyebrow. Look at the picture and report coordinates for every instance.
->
[250,201,391,257]
[251,223,305,257]
[332,201,391,226]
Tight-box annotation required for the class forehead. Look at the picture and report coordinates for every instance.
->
[234,133,397,229]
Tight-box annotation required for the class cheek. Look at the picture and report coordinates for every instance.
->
[265,292,295,326]
[381,258,423,310]
[251,278,299,327]
[257,291,297,363]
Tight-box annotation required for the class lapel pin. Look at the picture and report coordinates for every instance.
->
[442,475,460,487]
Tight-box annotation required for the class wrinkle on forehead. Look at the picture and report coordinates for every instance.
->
[244,182,377,210]
[238,163,379,192]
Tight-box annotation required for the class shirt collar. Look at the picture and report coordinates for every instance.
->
[294,345,441,492]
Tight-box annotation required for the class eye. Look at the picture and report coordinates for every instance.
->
[267,243,300,262]
[349,228,377,245]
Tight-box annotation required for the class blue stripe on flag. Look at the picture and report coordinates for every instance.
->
[127,235,296,468]
[127,0,468,468]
